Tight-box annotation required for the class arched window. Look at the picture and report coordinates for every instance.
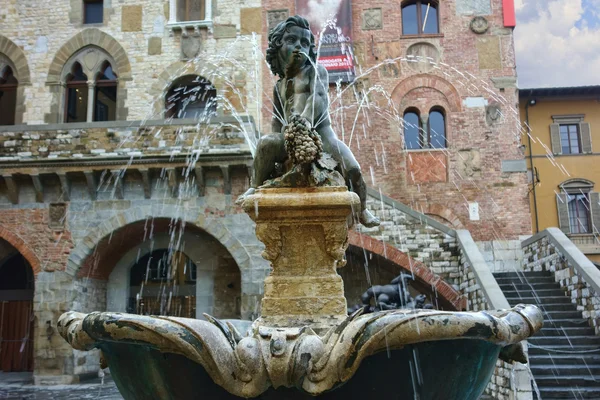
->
[65,63,89,123]
[0,66,18,125]
[403,109,422,150]
[402,0,439,35]
[165,75,217,119]
[428,108,446,148]
[94,62,118,121]
[61,47,119,123]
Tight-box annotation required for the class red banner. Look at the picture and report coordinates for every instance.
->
[295,0,354,83]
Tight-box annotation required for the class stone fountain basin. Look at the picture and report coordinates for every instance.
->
[58,305,542,400]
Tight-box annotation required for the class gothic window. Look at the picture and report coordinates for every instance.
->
[402,0,439,35]
[165,75,217,119]
[0,65,17,126]
[83,0,103,24]
[428,108,446,148]
[403,109,422,150]
[177,0,205,22]
[556,179,600,236]
[61,47,119,123]
[65,63,89,123]
[94,62,117,121]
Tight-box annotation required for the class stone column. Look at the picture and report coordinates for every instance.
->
[168,0,177,23]
[86,80,95,122]
[205,0,212,21]
[243,187,359,331]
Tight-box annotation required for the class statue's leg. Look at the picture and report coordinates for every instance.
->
[237,133,286,202]
[320,128,380,227]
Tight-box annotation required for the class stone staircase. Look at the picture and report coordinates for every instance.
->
[494,271,600,399]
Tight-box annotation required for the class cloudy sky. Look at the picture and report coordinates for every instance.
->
[515,0,600,88]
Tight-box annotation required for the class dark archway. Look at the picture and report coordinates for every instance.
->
[0,246,34,372]
[165,75,217,119]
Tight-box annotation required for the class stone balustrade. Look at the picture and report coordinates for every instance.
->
[522,227,600,334]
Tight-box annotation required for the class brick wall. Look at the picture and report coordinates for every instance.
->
[260,0,532,242]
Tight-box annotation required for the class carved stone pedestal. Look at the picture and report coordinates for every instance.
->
[242,187,359,330]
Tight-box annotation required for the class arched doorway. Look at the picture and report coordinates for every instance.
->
[0,243,34,372]
[80,219,242,320]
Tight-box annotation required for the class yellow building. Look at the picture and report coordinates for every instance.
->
[520,86,600,263]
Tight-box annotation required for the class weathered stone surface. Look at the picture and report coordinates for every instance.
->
[267,9,288,31]
[148,37,162,55]
[213,24,237,38]
[121,5,143,32]
[240,8,262,35]
[243,187,359,330]
[362,8,383,30]
[477,37,502,70]
[456,0,492,15]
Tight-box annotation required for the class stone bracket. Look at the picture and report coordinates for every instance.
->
[110,170,124,199]
[2,174,18,204]
[57,172,70,201]
[31,174,44,203]
[83,171,97,200]
[139,168,152,199]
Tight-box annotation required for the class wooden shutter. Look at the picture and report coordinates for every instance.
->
[189,0,205,21]
[550,123,561,155]
[580,122,592,154]
[177,0,186,21]
[591,192,600,234]
[556,193,570,234]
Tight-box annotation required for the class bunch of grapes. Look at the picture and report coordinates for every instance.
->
[283,114,323,165]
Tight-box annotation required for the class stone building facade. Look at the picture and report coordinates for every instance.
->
[0,0,531,393]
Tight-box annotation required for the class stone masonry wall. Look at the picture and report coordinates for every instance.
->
[0,0,263,125]
[359,195,461,284]
[458,246,525,400]
[523,235,600,335]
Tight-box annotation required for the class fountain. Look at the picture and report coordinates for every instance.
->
[58,15,543,399]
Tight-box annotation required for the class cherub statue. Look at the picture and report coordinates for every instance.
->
[238,15,380,228]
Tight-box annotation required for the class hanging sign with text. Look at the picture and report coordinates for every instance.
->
[295,0,355,83]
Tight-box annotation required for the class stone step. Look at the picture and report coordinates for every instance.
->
[529,336,600,346]
[502,289,567,298]
[540,327,596,336]
[535,303,581,312]
[494,271,552,278]
[497,282,560,291]
[495,276,556,285]
[535,375,600,387]
[537,387,600,399]
[528,344,600,355]
[529,354,600,365]
[505,296,572,305]
[531,365,600,376]
[536,310,585,319]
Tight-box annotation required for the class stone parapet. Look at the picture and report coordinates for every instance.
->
[522,227,600,334]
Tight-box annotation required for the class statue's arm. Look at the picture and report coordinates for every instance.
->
[300,65,329,127]
[272,83,284,133]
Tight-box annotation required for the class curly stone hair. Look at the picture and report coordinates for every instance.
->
[266,15,318,78]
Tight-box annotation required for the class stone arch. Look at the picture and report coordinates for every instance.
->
[149,60,233,118]
[0,225,42,275]
[67,210,251,279]
[391,74,462,113]
[348,230,465,310]
[416,202,464,229]
[45,29,131,122]
[0,35,31,124]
